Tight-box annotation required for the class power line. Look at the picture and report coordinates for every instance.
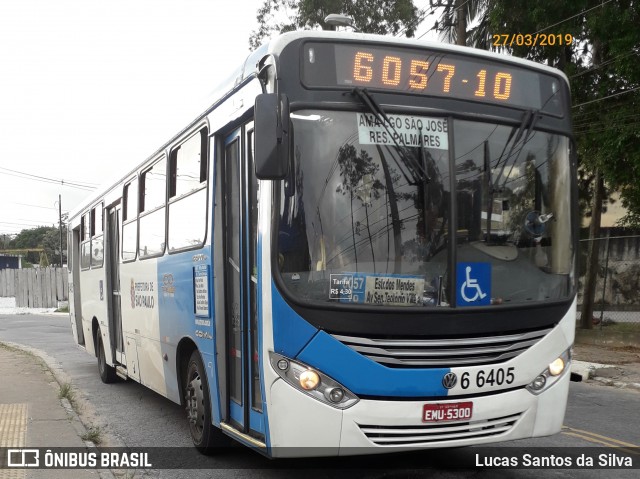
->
[573,120,640,135]
[417,20,440,40]
[533,0,613,35]
[0,170,93,191]
[395,5,436,38]
[454,0,473,12]
[0,220,57,228]
[0,166,97,191]
[0,165,99,186]
[11,202,57,211]
[570,49,639,79]
[572,98,639,124]
[0,167,98,189]
[573,113,640,128]
[572,86,640,108]
[573,107,640,122]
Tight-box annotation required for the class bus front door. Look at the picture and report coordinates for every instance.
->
[223,124,264,441]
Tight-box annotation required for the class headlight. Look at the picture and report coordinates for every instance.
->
[527,347,572,395]
[299,370,320,390]
[269,352,359,409]
[548,357,565,376]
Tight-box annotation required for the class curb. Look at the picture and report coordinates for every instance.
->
[571,360,640,391]
[0,340,117,479]
[591,377,640,391]
[571,360,612,381]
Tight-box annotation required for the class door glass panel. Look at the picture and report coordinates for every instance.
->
[108,208,123,353]
[226,138,242,405]
[248,130,262,412]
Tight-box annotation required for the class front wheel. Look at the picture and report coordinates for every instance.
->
[184,350,229,453]
[96,330,117,384]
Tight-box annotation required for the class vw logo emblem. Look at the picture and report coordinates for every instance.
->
[442,372,457,389]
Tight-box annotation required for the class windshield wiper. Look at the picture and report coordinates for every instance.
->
[492,109,540,193]
[350,87,429,185]
[485,109,540,243]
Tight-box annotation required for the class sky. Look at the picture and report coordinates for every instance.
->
[0,0,465,242]
[0,0,267,239]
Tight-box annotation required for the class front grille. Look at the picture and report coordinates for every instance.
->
[358,413,521,446]
[332,328,551,368]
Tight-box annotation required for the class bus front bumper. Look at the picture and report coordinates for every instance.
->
[267,370,570,457]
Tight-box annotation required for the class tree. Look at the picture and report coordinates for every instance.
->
[483,1,640,327]
[249,0,420,50]
[434,1,639,326]
[8,225,67,267]
[436,0,490,48]
[42,226,67,267]
[486,1,640,222]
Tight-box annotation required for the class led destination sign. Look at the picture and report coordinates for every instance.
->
[302,42,564,113]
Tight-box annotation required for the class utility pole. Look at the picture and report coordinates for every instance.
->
[59,194,63,267]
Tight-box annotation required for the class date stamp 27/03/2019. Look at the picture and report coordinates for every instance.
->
[492,33,574,47]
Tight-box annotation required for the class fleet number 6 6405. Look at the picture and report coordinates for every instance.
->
[460,367,515,389]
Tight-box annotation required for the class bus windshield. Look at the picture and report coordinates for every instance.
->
[277,109,574,308]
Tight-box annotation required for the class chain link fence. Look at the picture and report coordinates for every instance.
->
[577,229,640,327]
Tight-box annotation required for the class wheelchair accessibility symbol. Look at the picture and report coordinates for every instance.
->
[456,262,491,306]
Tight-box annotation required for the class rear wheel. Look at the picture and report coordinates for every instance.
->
[96,330,117,384]
[184,350,229,453]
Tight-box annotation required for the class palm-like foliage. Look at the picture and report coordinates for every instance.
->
[436,0,490,48]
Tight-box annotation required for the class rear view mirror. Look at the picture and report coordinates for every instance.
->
[254,93,289,179]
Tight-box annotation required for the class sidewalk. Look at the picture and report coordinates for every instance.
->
[0,344,112,479]
[572,342,640,391]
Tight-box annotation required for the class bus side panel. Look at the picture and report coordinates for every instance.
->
[156,247,215,406]
[78,267,109,359]
[119,257,168,397]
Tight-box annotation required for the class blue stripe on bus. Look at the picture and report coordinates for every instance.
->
[297,331,451,397]
[157,248,221,424]
[271,282,318,358]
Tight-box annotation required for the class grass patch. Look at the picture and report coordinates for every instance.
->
[55,305,69,313]
[58,382,75,403]
[82,426,103,445]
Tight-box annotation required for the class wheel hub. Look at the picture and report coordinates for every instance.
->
[185,374,204,433]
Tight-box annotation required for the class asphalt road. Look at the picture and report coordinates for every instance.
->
[1,313,639,478]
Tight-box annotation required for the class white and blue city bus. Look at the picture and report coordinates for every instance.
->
[67,29,576,457]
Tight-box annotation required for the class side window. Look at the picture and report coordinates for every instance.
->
[122,178,138,261]
[91,203,104,268]
[170,128,207,198]
[140,157,166,213]
[168,128,208,251]
[80,212,91,270]
[139,157,167,258]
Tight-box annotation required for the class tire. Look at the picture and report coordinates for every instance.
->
[184,350,229,453]
[96,330,117,384]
